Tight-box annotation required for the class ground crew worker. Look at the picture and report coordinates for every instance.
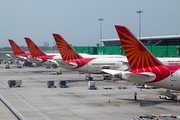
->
[134,92,137,100]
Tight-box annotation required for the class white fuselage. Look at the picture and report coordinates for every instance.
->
[121,70,180,91]
[151,69,180,90]
[158,57,180,65]
[67,58,124,74]
[28,54,126,68]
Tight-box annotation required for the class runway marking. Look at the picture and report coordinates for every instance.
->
[0,83,7,89]
[13,102,130,113]
[12,92,49,120]
[0,94,26,120]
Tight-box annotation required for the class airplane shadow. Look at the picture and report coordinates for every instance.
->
[116,98,180,107]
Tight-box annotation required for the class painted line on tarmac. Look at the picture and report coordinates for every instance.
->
[0,83,7,89]
[12,92,49,120]
[0,94,26,120]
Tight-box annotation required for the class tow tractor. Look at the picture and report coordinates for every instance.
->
[159,89,177,100]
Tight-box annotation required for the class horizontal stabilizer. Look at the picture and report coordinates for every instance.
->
[57,60,77,69]
[123,72,156,83]
[101,69,124,76]
[10,55,28,61]
[6,54,12,58]
[48,59,60,67]
[27,58,42,63]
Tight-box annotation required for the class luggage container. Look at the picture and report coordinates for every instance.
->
[5,64,10,69]
[47,81,56,88]
[8,80,22,87]
[45,65,51,69]
[17,64,22,68]
[49,71,62,75]
[59,80,68,88]
[103,86,113,89]
[88,81,97,90]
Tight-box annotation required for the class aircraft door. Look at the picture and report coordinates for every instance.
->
[170,71,177,81]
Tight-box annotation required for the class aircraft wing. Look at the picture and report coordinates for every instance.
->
[113,57,128,63]
[118,59,128,64]
[117,58,130,70]
[57,61,77,69]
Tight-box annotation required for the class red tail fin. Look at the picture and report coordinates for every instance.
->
[115,25,162,70]
[52,33,82,61]
[24,37,46,57]
[8,39,26,56]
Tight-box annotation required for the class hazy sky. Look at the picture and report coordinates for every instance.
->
[0,0,180,47]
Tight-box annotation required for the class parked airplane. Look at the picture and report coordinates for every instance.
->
[24,37,61,67]
[102,25,180,90]
[6,39,31,61]
[8,39,180,66]
[53,33,128,80]
[24,37,127,68]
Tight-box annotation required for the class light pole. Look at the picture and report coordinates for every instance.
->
[136,10,143,40]
[98,18,104,46]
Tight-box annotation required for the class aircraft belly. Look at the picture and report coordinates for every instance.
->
[147,76,180,90]
[129,70,180,90]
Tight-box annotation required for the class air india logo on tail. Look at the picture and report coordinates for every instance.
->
[115,26,162,70]
[25,38,46,57]
[53,33,82,61]
[8,39,26,55]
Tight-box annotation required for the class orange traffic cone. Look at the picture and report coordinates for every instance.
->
[108,99,110,103]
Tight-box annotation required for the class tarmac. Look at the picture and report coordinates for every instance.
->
[0,63,180,120]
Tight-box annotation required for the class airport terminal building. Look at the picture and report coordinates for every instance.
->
[73,35,180,57]
[93,35,180,57]
[101,35,180,46]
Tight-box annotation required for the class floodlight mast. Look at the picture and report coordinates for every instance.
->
[98,18,104,46]
[136,10,143,40]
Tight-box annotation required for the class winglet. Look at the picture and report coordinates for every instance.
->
[52,33,82,61]
[24,37,46,57]
[115,25,162,70]
[8,39,26,55]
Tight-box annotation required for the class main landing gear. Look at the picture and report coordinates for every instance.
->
[85,73,93,80]
[101,76,112,80]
